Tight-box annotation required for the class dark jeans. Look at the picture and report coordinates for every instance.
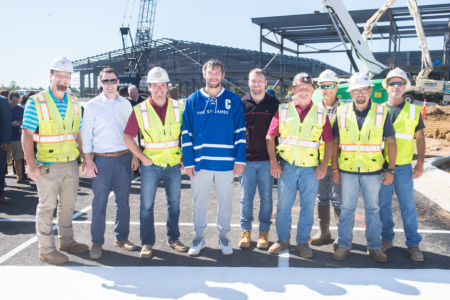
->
[91,151,132,245]
[0,149,7,196]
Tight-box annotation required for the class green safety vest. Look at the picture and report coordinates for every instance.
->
[336,102,387,173]
[318,101,345,166]
[277,102,326,167]
[134,98,183,167]
[31,90,81,163]
[384,101,421,165]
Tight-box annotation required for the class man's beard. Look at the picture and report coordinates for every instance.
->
[250,87,264,95]
[206,80,221,89]
[356,98,366,104]
[56,84,68,92]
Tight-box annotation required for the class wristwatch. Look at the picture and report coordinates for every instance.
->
[386,169,396,175]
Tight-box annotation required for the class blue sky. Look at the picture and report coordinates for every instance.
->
[1,0,448,89]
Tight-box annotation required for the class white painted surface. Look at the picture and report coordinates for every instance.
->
[278,249,289,268]
[1,266,449,299]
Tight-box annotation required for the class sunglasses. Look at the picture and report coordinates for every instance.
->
[101,79,118,85]
[388,81,406,87]
[320,84,337,90]
[352,88,370,95]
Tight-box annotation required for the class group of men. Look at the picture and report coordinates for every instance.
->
[21,55,425,264]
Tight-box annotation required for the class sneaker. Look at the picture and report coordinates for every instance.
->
[268,241,290,255]
[218,237,233,256]
[188,238,206,257]
[167,240,188,252]
[238,231,251,248]
[408,246,424,262]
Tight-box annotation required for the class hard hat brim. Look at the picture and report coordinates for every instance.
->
[346,82,374,92]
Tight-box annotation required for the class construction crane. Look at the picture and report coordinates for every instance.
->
[135,0,157,47]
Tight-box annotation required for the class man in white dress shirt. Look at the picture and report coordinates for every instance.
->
[82,67,139,259]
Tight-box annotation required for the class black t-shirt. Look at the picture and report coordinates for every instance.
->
[385,102,425,132]
[241,93,280,161]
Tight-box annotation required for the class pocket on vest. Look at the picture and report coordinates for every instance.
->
[170,122,181,139]
[40,120,58,135]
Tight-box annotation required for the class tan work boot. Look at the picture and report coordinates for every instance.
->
[332,247,350,261]
[297,243,313,258]
[257,231,269,249]
[167,240,188,252]
[90,244,102,259]
[39,250,69,264]
[408,246,424,262]
[114,239,136,251]
[268,241,290,255]
[331,208,341,251]
[310,205,331,245]
[140,245,152,258]
[369,249,388,263]
[380,239,393,252]
[59,241,89,253]
[238,231,251,248]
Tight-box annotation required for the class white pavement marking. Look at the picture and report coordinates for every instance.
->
[0,177,141,265]
[278,249,289,268]
[1,219,450,234]
[2,267,450,299]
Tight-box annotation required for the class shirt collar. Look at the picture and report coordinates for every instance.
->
[100,92,121,102]
[294,100,313,111]
[321,98,339,110]
[47,87,67,103]
[246,92,271,103]
[200,87,225,98]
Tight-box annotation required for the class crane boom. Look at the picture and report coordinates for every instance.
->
[362,0,397,43]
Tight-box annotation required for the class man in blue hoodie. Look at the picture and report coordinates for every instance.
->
[182,59,246,256]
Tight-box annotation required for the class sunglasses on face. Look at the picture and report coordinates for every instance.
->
[320,84,337,90]
[101,79,118,85]
[352,88,369,95]
[388,81,406,87]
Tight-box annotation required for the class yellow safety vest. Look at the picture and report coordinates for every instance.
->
[337,102,387,173]
[31,90,81,163]
[384,101,421,165]
[134,98,183,167]
[277,102,326,167]
[318,101,345,166]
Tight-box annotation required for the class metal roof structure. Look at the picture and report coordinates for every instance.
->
[251,3,450,80]
[72,38,349,98]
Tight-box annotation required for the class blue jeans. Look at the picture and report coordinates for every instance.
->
[140,163,181,246]
[239,160,274,231]
[338,172,383,250]
[0,149,7,196]
[379,164,422,248]
[91,151,132,245]
[276,160,319,244]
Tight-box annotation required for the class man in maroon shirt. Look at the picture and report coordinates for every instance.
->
[238,69,280,250]
[266,73,334,258]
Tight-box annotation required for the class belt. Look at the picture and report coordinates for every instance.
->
[93,149,129,157]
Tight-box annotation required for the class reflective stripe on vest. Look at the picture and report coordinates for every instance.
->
[139,101,151,130]
[67,95,80,116]
[33,133,76,143]
[339,104,350,129]
[36,93,80,121]
[395,132,413,141]
[316,106,324,126]
[280,103,289,124]
[279,138,320,149]
[375,104,385,127]
[141,139,179,149]
[171,99,180,122]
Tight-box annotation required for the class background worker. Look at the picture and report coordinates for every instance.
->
[266,72,333,258]
[0,93,12,204]
[310,70,343,250]
[127,85,146,107]
[331,72,396,263]
[238,68,280,249]
[82,67,138,260]
[182,59,246,257]
[169,86,179,100]
[118,86,129,98]
[379,68,425,262]
[7,91,27,184]
[22,56,89,264]
[124,67,187,259]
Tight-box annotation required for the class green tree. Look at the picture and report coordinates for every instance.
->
[8,81,20,90]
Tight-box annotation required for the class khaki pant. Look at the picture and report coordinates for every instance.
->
[36,161,79,254]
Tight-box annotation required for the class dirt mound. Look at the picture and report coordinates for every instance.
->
[426,107,446,115]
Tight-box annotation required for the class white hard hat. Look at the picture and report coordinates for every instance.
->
[318,69,338,84]
[382,68,411,90]
[49,56,74,73]
[347,72,374,92]
[147,67,170,83]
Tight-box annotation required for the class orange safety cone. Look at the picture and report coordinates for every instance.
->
[422,98,427,120]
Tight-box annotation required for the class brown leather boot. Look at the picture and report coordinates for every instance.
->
[310,205,331,245]
[369,249,388,263]
[39,250,69,264]
[331,208,341,251]
[256,231,269,249]
[238,231,251,248]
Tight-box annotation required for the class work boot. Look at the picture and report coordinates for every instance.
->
[39,250,69,264]
[59,241,89,253]
[90,244,102,259]
[297,243,313,258]
[140,245,152,259]
[332,247,350,261]
[369,249,388,263]
[114,239,136,251]
[268,241,290,255]
[257,231,269,249]
[380,239,393,252]
[238,231,251,248]
[408,246,424,262]
[331,208,341,251]
[167,240,188,252]
[310,205,331,245]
